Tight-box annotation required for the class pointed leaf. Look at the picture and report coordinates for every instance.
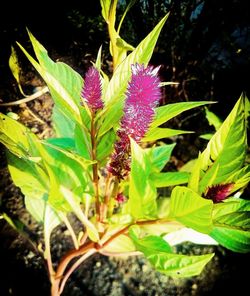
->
[204,107,222,131]
[129,225,214,277]
[129,226,172,255]
[169,186,213,233]
[17,32,85,137]
[9,46,26,96]
[147,252,214,277]
[197,95,247,193]
[102,234,136,253]
[149,143,176,172]
[127,139,157,219]
[150,101,212,129]
[212,198,250,220]
[0,113,31,157]
[210,227,250,253]
[100,0,112,22]
[74,123,91,159]
[151,172,190,188]
[100,13,169,134]
[143,127,193,142]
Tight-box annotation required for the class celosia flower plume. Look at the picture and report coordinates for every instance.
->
[108,63,161,179]
[121,63,161,142]
[81,66,103,111]
[204,183,234,203]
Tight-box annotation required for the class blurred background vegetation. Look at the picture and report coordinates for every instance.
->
[0,0,249,116]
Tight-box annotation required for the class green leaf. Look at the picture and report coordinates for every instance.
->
[7,152,49,200]
[0,113,30,157]
[150,101,212,129]
[46,137,75,150]
[205,107,222,131]
[199,133,213,140]
[179,159,197,173]
[151,172,190,188]
[214,211,250,230]
[212,198,250,220]
[74,123,91,159]
[209,190,250,253]
[129,226,172,255]
[129,225,214,277]
[17,32,84,136]
[210,227,250,253]
[117,0,138,34]
[127,139,157,220]
[7,148,61,254]
[147,252,214,277]
[102,234,136,253]
[197,95,248,193]
[169,186,213,233]
[38,142,92,211]
[100,13,169,133]
[143,127,193,142]
[97,128,116,164]
[149,143,176,172]
[42,140,94,170]
[52,105,75,138]
[9,46,26,96]
[60,186,99,242]
[225,165,250,193]
[100,0,112,22]
[98,104,123,136]
[95,45,103,70]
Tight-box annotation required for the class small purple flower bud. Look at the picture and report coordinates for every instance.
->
[204,183,234,203]
[108,64,161,179]
[81,66,103,111]
[116,193,127,203]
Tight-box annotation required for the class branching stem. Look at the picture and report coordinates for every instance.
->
[58,248,97,295]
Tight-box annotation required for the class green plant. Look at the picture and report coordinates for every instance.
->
[0,1,250,295]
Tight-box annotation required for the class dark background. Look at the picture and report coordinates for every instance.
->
[0,0,250,115]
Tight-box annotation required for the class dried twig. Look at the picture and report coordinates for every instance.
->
[0,86,49,106]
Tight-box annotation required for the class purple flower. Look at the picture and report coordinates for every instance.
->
[204,183,234,203]
[81,66,103,111]
[121,63,161,142]
[115,193,127,203]
[108,64,161,179]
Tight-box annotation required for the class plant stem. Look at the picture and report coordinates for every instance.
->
[90,113,100,220]
[108,177,119,217]
[99,250,142,257]
[0,86,49,106]
[44,232,55,284]
[51,241,95,296]
[107,0,119,69]
[59,213,79,250]
[100,172,112,222]
[59,248,96,294]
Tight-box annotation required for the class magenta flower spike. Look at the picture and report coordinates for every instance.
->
[108,63,161,179]
[121,63,161,142]
[204,183,234,203]
[81,66,103,111]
